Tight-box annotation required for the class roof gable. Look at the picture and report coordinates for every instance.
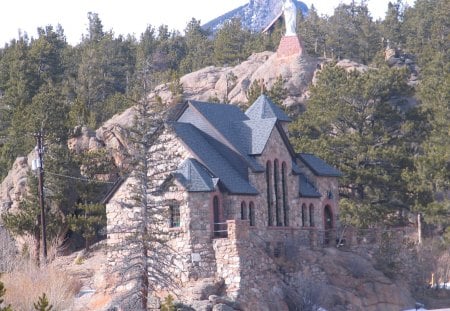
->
[245,94,291,122]
[173,158,218,192]
[298,153,343,177]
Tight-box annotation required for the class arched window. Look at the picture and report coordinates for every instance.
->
[266,161,273,226]
[274,160,281,226]
[249,202,255,227]
[301,204,307,227]
[309,204,315,227]
[282,162,288,226]
[240,201,247,220]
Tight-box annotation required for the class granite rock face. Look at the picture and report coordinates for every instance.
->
[203,0,309,33]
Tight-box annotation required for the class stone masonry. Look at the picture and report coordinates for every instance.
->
[105,97,341,310]
[277,35,303,58]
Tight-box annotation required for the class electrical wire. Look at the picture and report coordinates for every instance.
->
[45,171,117,184]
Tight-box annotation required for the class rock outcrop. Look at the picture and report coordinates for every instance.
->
[0,156,31,214]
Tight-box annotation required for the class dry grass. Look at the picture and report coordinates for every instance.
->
[1,261,81,311]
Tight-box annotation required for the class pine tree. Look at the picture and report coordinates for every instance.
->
[33,293,53,311]
[68,203,106,251]
[298,5,326,57]
[180,18,213,74]
[213,18,251,66]
[290,64,415,227]
[381,0,405,48]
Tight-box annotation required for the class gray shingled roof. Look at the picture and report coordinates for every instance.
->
[171,122,259,195]
[190,101,249,152]
[245,94,291,122]
[299,173,321,198]
[173,158,218,192]
[298,153,343,177]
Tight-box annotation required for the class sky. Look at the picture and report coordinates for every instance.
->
[1,0,415,47]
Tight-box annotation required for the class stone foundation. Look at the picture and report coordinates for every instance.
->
[277,35,303,58]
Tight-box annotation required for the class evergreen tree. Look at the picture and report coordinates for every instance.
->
[404,50,450,240]
[213,18,251,66]
[325,2,380,64]
[381,0,405,48]
[68,203,106,251]
[298,5,326,57]
[33,293,53,311]
[75,13,137,128]
[180,18,213,74]
[290,64,415,227]
[403,0,449,58]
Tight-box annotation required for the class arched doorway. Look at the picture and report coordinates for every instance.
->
[324,205,333,245]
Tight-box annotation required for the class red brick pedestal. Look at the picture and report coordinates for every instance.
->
[277,35,303,58]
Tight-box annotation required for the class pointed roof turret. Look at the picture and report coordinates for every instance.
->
[245,94,291,122]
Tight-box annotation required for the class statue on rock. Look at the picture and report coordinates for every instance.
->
[282,0,297,36]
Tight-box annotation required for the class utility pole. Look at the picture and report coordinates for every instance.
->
[34,130,47,262]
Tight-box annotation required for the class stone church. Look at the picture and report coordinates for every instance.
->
[106,94,341,309]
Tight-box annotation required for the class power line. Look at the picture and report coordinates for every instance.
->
[46,171,117,184]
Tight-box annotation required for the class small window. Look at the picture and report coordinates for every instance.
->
[241,201,247,220]
[309,204,315,227]
[249,202,255,226]
[170,204,180,228]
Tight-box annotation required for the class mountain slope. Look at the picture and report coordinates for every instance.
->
[203,0,309,33]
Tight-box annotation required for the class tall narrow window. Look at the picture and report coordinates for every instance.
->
[170,204,180,228]
[301,204,307,227]
[213,196,222,237]
[249,202,255,226]
[274,160,281,226]
[266,161,273,226]
[309,204,315,227]
[241,201,247,220]
[282,162,289,226]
